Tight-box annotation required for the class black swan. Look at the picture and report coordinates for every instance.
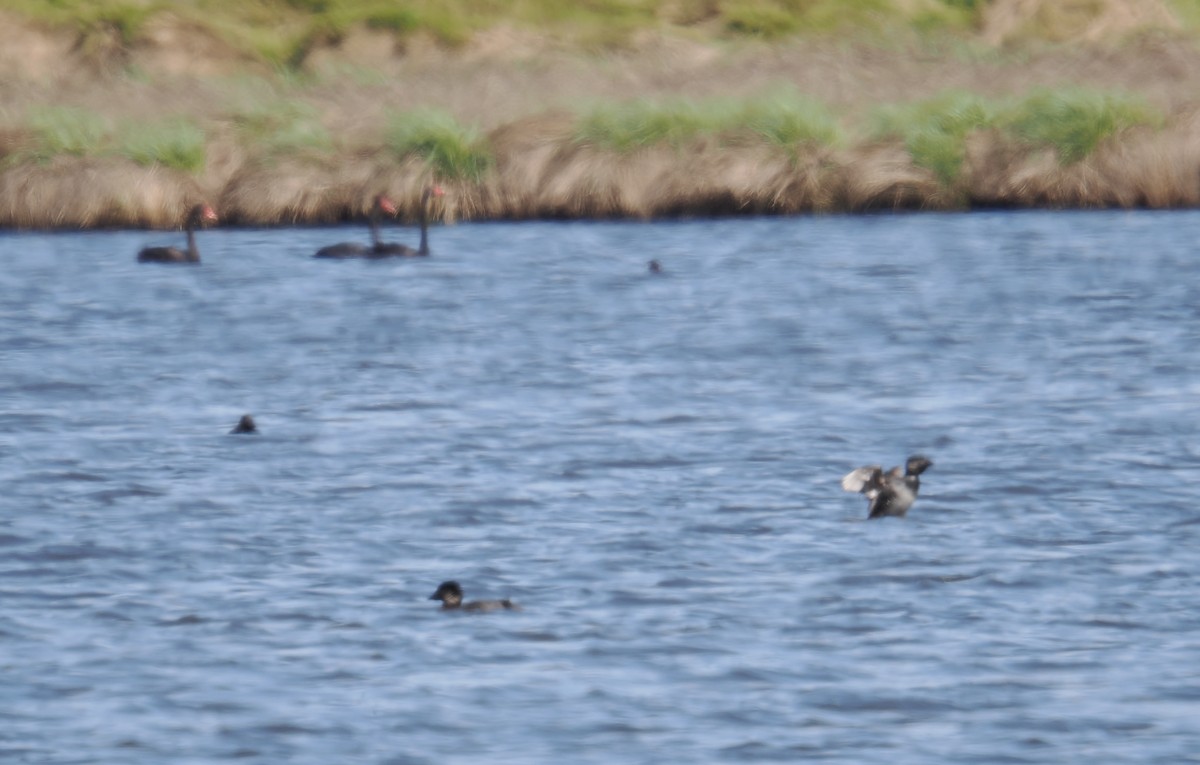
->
[372,185,444,257]
[314,194,397,259]
[841,455,933,519]
[429,581,519,612]
[138,204,217,263]
[230,414,258,434]
[314,187,443,258]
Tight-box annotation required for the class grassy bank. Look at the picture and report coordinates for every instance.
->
[1,1,1199,227]
[2,80,1192,228]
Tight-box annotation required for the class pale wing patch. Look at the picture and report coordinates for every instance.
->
[841,466,881,493]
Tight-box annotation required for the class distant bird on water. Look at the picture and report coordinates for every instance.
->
[429,581,519,612]
[648,259,663,274]
[841,455,933,519]
[137,204,217,263]
[230,414,258,434]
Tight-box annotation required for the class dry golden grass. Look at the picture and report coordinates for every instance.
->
[1089,117,1200,208]
[218,155,383,226]
[834,143,950,212]
[217,153,453,225]
[5,115,1200,229]
[0,157,205,228]
[960,113,1200,209]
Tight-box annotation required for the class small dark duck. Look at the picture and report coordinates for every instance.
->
[841,455,933,519]
[230,414,258,434]
[429,581,519,612]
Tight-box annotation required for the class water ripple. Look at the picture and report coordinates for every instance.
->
[1,211,1199,764]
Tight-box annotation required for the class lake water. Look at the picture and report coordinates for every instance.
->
[1,210,1198,764]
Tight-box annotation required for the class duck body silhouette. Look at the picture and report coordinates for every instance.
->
[429,581,519,612]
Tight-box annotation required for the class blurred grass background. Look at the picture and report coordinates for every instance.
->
[9,85,1162,179]
[0,0,1197,222]
[2,0,991,64]
[11,0,1198,65]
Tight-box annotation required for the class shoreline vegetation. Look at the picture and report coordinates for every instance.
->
[2,0,1200,229]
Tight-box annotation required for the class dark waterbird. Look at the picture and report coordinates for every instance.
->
[314,194,395,259]
[314,187,443,258]
[230,414,258,434]
[137,204,218,263]
[429,581,519,612]
[373,185,444,257]
[841,455,933,519]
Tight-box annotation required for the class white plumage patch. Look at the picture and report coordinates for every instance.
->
[841,466,880,493]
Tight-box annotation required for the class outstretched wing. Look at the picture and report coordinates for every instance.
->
[841,466,882,494]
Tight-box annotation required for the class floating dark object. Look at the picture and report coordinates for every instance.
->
[230,414,258,434]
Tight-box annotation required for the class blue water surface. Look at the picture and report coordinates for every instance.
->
[1,210,1199,764]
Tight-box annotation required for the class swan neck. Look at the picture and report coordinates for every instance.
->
[185,225,200,262]
[368,207,383,247]
[418,193,430,255]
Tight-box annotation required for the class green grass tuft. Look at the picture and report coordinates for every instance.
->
[363,7,421,33]
[575,99,716,151]
[714,0,905,38]
[910,0,983,35]
[797,0,899,35]
[232,98,334,156]
[870,86,1164,180]
[1000,88,1161,165]
[742,93,840,148]
[87,3,155,45]
[120,118,208,172]
[1169,0,1200,33]
[27,106,110,161]
[575,93,840,154]
[871,91,994,184]
[406,6,474,47]
[19,106,208,173]
[722,3,800,39]
[386,109,493,181]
